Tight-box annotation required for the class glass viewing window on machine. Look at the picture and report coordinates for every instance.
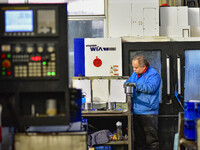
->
[185,50,200,101]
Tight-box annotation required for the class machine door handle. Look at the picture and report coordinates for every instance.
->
[177,55,181,95]
[166,55,170,95]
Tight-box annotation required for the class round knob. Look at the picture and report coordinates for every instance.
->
[47,46,54,53]
[38,46,44,53]
[2,59,11,68]
[27,47,34,53]
[15,46,21,53]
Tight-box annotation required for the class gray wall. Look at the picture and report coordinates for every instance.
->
[0,0,8,3]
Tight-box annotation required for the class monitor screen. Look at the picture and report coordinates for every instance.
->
[5,10,33,32]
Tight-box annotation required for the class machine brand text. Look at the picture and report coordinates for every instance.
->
[86,45,116,51]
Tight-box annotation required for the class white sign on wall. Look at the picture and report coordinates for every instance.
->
[84,38,122,76]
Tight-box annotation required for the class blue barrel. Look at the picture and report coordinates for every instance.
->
[196,103,200,119]
[184,120,196,140]
[184,102,196,120]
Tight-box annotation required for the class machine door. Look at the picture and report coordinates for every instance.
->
[122,42,177,149]
[122,42,176,114]
[172,42,200,103]
[123,41,200,149]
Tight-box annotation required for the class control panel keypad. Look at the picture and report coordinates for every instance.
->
[43,62,56,77]
[15,66,28,77]
[28,62,41,77]
[0,43,57,79]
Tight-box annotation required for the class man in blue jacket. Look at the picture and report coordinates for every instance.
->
[124,55,161,150]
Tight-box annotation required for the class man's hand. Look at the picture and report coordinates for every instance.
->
[124,82,136,88]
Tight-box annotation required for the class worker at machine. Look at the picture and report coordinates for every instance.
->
[124,55,161,150]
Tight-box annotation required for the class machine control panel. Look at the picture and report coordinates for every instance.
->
[0,43,57,79]
[0,4,69,127]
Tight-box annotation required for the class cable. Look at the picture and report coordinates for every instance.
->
[174,91,184,110]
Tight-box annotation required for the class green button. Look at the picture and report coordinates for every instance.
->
[52,72,56,76]
[2,68,5,70]
[2,72,6,76]
[7,54,11,58]
[47,72,51,76]
[43,61,47,65]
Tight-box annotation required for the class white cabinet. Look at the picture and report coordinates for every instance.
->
[108,0,159,37]
[188,8,200,37]
[143,8,157,36]
[131,0,159,36]
[160,6,190,37]
[108,0,132,38]
[188,8,200,27]
[160,6,188,26]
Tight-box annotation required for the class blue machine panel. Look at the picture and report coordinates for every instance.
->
[74,38,85,76]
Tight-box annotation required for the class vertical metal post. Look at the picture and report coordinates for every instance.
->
[124,85,134,150]
[127,95,132,150]
[197,119,200,150]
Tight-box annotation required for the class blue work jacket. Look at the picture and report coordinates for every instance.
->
[124,65,161,115]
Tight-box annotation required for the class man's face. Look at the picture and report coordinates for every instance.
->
[132,60,146,75]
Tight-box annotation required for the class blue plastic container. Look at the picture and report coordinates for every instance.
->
[196,103,200,119]
[184,120,196,140]
[81,97,86,110]
[184,102,196,120]
[95,146,112,150]
[81,118,88,131]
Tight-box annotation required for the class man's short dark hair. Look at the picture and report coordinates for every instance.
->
[132,55,148,67]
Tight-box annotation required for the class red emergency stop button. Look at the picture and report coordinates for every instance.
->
[93,56,102,67]
[2,59,11,68]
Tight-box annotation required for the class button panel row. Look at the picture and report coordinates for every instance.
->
[0,43,57,79]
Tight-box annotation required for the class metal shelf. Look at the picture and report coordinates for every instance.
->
[105,140,129,145]
[82,110,128,117]
[83,99,133,150]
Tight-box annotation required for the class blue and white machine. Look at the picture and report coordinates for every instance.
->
[74,38,122,77]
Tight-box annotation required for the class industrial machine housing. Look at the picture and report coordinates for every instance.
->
[0,4,76,129]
